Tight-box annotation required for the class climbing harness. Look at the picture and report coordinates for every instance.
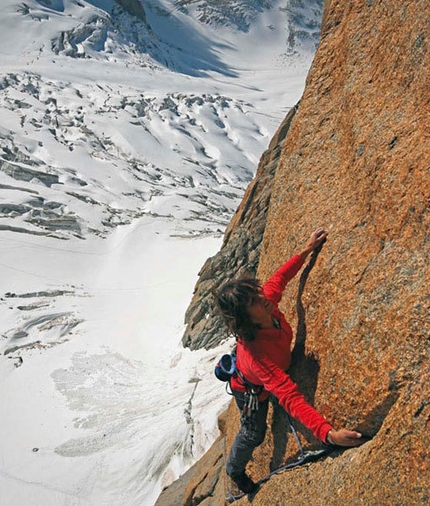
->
[224,412,334,503]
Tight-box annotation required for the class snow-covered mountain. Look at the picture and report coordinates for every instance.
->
[0,1,322,504]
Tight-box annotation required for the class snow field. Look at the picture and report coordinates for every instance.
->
[0,0,321,504]
[1,219,231,505]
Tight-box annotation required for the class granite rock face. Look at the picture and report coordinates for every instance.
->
[159,0,429,504]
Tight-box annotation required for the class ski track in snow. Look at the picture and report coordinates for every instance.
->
[0,0,321,504]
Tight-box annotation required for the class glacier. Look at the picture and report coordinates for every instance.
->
[0,0,322,504]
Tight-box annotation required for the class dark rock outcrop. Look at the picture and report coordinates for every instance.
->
[114,0,147,22]
[160,0,429,504]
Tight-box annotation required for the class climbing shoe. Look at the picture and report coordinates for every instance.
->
[230,472,259,495]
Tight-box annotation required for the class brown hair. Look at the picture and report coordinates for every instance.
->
[215,277,261,342]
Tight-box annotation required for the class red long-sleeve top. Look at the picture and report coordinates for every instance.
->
[230,254,333,443]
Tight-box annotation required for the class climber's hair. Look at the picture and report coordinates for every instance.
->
[215,277,261,342]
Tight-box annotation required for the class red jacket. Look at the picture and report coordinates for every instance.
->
[230,254,333,443]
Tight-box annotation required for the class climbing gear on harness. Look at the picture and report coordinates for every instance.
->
[215,349,264,419]
[233,368,263,420]
[240,386,260,421]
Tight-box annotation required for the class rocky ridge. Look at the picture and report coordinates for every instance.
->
[182,104,298,350]
[162,0,429,504]
[173,0,323,48]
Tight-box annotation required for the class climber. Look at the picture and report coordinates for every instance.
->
[215,228,365,495]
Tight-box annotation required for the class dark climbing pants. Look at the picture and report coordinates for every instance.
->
[226,390,269,478]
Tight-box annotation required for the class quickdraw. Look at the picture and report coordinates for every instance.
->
[240,389,259,420]
[235,369,263,420]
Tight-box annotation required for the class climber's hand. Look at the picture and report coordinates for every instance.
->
[299,228,328,259]
[326,429,365,447]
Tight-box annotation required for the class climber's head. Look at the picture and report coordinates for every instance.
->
[215,277,266,342]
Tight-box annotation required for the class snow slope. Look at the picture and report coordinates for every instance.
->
[0,1,322,504]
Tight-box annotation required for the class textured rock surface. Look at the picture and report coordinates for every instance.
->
[159,0,429,504]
